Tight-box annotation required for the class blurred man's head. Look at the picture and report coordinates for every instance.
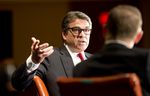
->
[105,5,143,45]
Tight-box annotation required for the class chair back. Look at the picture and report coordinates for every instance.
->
[33,75,49,96]
[57,73,142,96]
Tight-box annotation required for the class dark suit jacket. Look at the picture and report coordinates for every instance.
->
[12,45,91,96]
[73,43,150,96]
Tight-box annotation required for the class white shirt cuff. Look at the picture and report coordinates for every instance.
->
[26,55,40,73]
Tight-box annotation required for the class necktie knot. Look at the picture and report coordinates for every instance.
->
[78,53,84,61]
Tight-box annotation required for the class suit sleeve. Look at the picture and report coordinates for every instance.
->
[11,62,36,91]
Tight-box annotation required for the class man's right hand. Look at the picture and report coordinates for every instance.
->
[30,37,54,64]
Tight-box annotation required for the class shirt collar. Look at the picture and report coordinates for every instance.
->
[64,43,86,66]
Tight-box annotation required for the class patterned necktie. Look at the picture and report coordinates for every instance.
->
[78,53,84,61]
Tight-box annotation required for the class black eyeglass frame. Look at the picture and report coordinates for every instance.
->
[65,27,92,35]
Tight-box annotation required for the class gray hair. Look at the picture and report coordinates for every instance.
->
[61,11,92,32]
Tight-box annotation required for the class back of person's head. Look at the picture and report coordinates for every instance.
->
[61,11,92,32]
[106,5,142,40]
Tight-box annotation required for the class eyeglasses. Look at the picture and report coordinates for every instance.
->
[66,27,92,35]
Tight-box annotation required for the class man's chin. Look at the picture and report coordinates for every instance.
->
[78,47,87,51]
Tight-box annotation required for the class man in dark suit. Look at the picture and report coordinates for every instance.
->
[12,11,92,96]
[73,5,150,96]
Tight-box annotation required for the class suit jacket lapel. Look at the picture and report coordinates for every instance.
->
[59,46,92,77]
[59,46,74,77]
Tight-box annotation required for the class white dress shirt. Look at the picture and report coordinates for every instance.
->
[65,44,86,66]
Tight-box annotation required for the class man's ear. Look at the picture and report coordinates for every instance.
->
[134,31,143,44]
[62,32,67,40]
